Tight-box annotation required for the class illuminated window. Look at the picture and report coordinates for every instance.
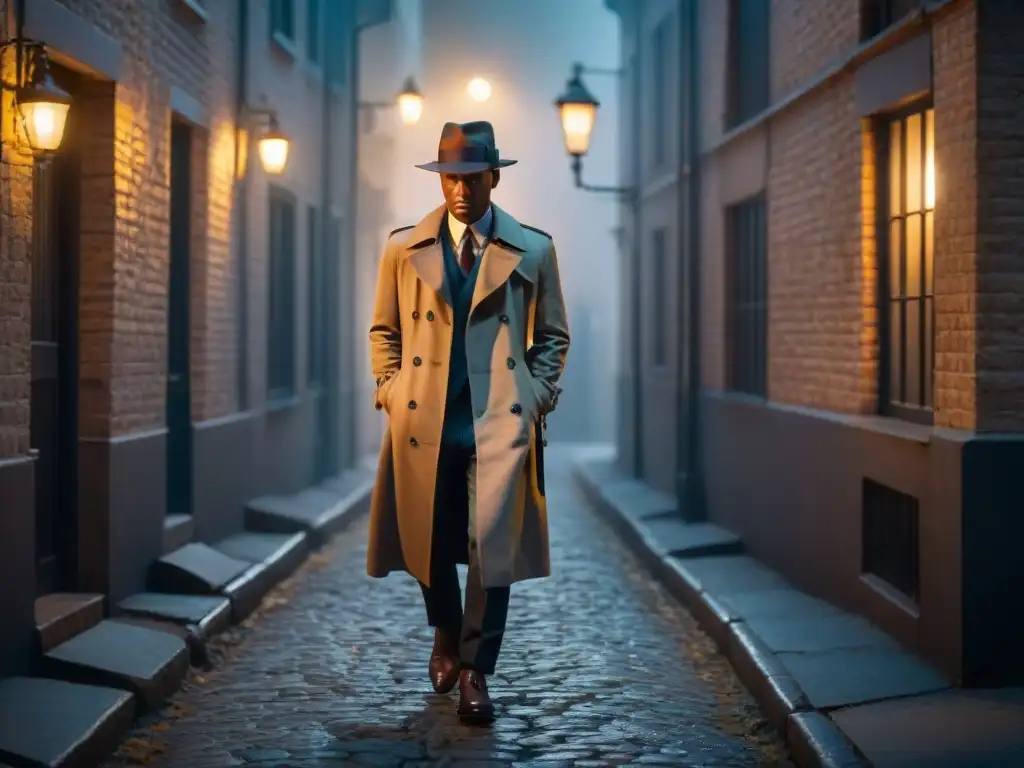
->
[881,106,935,421]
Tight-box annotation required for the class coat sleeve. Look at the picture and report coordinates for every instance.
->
[369,241,402,411]
[528,239,571,413]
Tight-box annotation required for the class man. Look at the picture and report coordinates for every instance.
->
[366,121,570,723]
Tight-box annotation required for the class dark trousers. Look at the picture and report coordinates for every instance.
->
[420,442,510,675]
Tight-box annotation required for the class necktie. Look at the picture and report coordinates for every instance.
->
[459,232,476,273]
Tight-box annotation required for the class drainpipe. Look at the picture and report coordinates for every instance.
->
[318,1,336,473]
[345,2,393,470]
[629,10,644,479]
[235,0,249,411]
[676,0,704,520]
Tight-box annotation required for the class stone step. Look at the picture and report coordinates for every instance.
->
[162,513,194,554]
[39,619,189,713]
[34,593,105,655]
[213,531,309,622]
[245,470,373,546]
[148,542,252,595]
[115,593,233,668]
[0,676,134,767]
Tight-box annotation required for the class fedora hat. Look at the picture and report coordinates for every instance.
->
[416,120,517,174]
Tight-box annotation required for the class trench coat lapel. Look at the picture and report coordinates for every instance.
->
[406,204,452,307]
[471,204,529,314]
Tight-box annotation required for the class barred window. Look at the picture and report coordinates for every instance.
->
[726,194,768,397]
[881,107,935,422]
[267,187,297,399]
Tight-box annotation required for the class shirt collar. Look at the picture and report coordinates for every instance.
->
[447,206,493,249]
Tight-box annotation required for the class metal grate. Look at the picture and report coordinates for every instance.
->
[862,478,920,603]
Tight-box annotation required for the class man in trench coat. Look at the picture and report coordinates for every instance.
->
[366,121,570,723]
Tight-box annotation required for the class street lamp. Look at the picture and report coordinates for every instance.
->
[554,62,632,198]
[467,77,491,103]
[395,76,424,126]
[1,38,72,152]
[246,106,290,175]
[360,75,425,131]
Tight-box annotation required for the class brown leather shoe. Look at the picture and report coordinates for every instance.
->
[428,630,459,694]
[457,670,495,723]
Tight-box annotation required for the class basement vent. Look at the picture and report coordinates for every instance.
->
[862,478,920,603]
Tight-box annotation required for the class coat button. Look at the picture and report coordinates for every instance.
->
[506,357,516,370]
[409,436,418,446]
[426,310,434,321]
[499,314,510,324]
[413,356,422,366]
[510,403,522,415]
[412,311,420,320]
[408,400,417,410]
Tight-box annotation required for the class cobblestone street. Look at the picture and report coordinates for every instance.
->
[105,447,791,768]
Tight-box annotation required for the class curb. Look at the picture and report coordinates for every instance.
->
[572,462,871,768]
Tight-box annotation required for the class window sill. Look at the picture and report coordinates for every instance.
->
[306,62,324,83]
[265,393,300,413]
[175,0,208,22]
[271,31,299,60]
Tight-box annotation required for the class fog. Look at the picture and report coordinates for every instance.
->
[357,0,621,453]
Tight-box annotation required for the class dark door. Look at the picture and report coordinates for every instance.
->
[32,67,81,596]
[310,214,337,481]
[166,121,193,517]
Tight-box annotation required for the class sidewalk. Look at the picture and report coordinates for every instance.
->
[572,446,1024,768]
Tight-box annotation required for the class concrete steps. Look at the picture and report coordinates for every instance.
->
[0,467,376,767]
[34,594,105,655]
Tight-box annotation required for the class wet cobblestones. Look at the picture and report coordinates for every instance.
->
[105,447,792,767]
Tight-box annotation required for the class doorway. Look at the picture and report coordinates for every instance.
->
[31,65,82,596]
[311,215,339,482]
[166,120,193,517]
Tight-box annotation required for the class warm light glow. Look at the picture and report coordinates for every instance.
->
[558,101,597,156]
[397,91,423,125]
[258,135,289,174]
[18,99,70,152]
[925,109,935,209]
[467,77,492,103]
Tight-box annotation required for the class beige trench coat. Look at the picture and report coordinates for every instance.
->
[366,203,570,589]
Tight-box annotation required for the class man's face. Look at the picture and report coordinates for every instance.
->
[440,170,497,224]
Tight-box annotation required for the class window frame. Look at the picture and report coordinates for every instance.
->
[726,0,771,129]
[270,0,296,43]
[725,193,768,398]
[306,0,321,66]
[877,100,935,425]
[650,16,671,170]
[267,185,298,401]
[650,227,668,369]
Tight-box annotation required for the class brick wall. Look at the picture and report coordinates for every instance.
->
[0,8,33,457]
[766,78,872,412]
[931,1,978,430]
[701,0,998,427]
[973,0,1024,431]
[46,0,240,435]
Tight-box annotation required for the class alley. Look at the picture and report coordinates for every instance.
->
[104,447,791,768]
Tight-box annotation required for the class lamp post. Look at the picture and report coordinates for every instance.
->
[554,63,633,198]
[555,61,645,478]
[359,75,425,131]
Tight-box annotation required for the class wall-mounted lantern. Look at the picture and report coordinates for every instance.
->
[360,75,425,132]
[1,37,72,153]
[554,62,632,199]
[247,106,290,175]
